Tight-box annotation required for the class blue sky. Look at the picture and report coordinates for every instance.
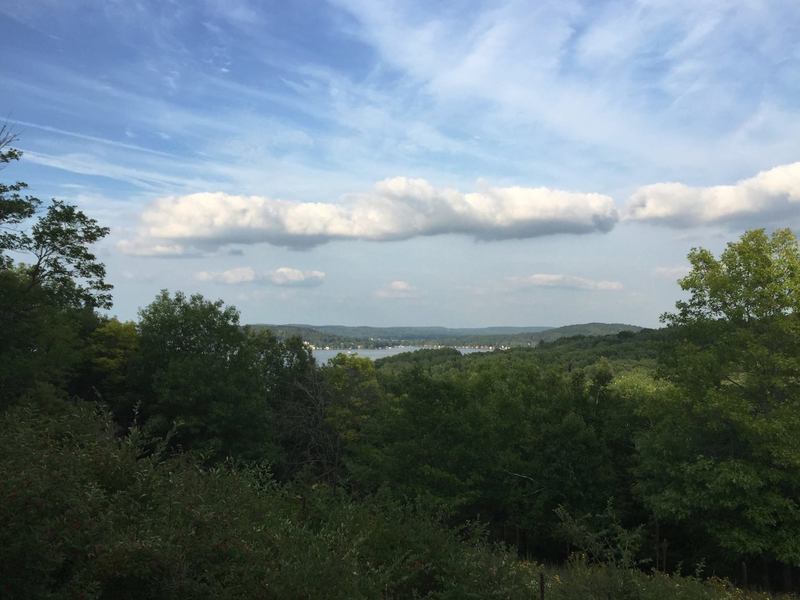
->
[2,0,799,327]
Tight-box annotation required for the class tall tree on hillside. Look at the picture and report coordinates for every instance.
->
[0,126,111,309]
[131,291,277,462]
[636,229,800,578]
[0,129,111,406]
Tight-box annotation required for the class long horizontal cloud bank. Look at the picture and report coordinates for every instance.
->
[119,177,618,255]
[119,163,800,256]
[626,162,800,227]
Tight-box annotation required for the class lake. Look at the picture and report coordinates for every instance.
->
[313,346,490,363]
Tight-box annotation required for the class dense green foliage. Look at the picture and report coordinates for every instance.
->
[0,400,781,600]
[0,131,110,407]
[1,138,798,598]
[638,229,800,579]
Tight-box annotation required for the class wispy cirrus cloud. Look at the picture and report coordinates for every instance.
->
[8,119,178,158]
[509,274,623,292]
[331,0,800,177]
[119,177,617,254]
[195,266,326,286]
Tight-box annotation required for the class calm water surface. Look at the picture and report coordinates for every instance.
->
[313,346,488,363]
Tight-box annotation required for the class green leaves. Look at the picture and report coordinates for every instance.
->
[668,228,800,325]
[1,131,111,308]
[345,357,638,560]
[0,399,537,599]
[639,228,800,567]
[28,200,112,309]
[0,127,40,269]
[133,291,275,463]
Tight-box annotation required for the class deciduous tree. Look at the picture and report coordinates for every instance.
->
[638,228,800,572]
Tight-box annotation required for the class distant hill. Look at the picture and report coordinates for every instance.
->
[309,325,552,341]
[509,322,643,344]
[373,327,660,374]
[531,327,662,369]
[247,322,643,349]
[422,322,643,347]
[247,324,353,347]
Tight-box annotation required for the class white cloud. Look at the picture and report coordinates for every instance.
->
[654,266,691,280]
[195,266,325,287]
[120,270,156,283]
[625,162,800,227]
[116,239,190,257]
[374,280,420,299]
[120,177,618,254]
[196,266,257,284]
[509,274,623,291]
[267,267,326,287]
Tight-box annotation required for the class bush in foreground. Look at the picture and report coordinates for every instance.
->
[0,399,531,599]
[0,398,789,599]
